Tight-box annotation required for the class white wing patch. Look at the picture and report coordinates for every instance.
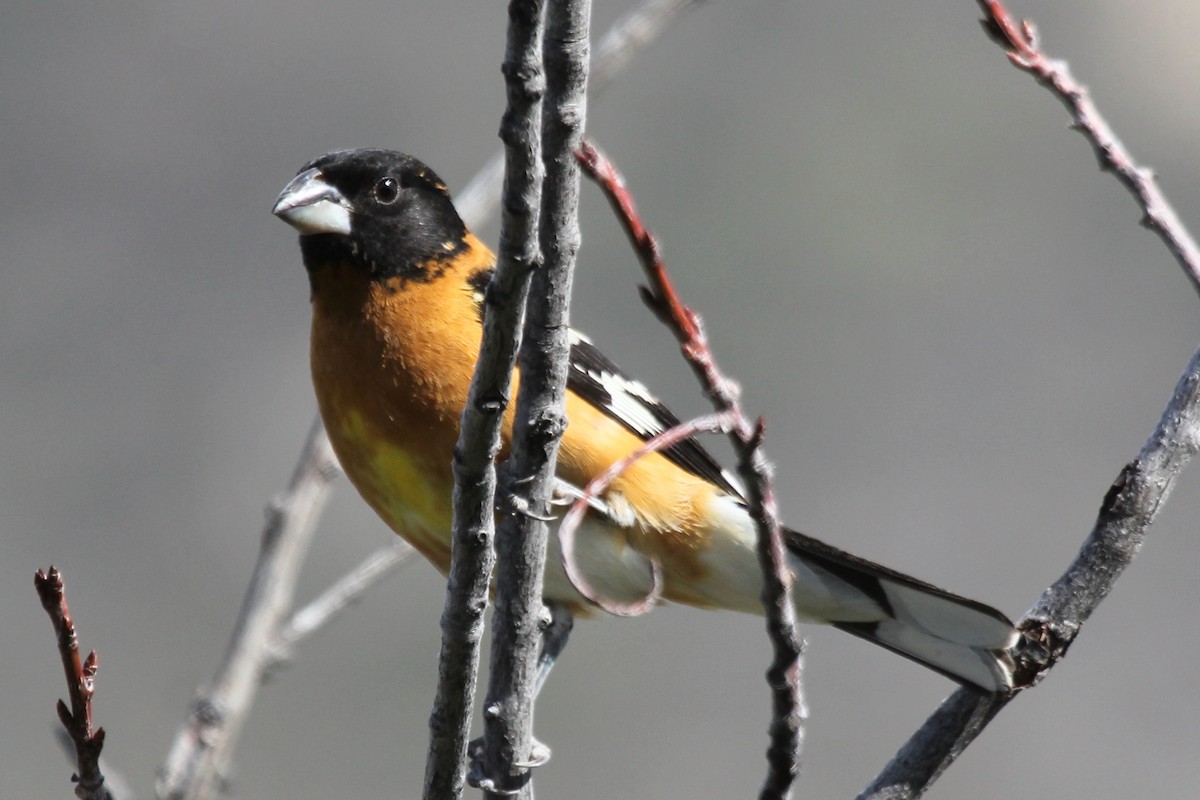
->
[594,370,665,439]
[568,328,666,438]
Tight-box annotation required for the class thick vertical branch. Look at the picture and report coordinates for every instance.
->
[426,2,547,800]
[480,2,591,799]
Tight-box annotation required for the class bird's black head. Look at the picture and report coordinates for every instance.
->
[273,148,468,284]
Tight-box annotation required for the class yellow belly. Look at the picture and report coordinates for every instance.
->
[326,406,454,570]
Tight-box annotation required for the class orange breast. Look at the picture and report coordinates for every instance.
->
[308,256,485,570]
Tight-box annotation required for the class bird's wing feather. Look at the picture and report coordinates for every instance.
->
[566,330,743,497]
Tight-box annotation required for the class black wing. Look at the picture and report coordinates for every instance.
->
[567,330,742,497]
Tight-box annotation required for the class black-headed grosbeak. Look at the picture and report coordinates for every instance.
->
[273,148,1017,692]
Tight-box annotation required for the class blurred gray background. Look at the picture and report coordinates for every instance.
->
[5,1,1200,797]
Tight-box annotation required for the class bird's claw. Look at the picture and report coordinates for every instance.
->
[466,735,552,793]
[499,491,557,522]
[515,739,552,769]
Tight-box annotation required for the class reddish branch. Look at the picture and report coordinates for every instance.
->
[35,567,113,800]
[978,0,1200,296]
[577,140,804,800]
[558,410,735,615]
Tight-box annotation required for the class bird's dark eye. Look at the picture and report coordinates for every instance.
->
[374,176,401,205]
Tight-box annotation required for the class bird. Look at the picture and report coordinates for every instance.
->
[273,147,1018,693]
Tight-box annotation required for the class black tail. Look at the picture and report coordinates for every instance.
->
[786,528,1016,692]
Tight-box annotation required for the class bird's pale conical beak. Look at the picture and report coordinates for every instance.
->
[273,168,352,236]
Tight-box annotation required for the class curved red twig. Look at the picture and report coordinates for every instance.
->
[558,411,735,616]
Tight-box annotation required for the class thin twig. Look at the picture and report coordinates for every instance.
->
[557,411,735,615]
[978,0,1200,296]
[856,4,1200,796]
[157,418,339,800]
[35,566,114,800]
[480,2,591,798]
[577,140,804,800]
[265,541,416,673]
[455,0,702,230]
